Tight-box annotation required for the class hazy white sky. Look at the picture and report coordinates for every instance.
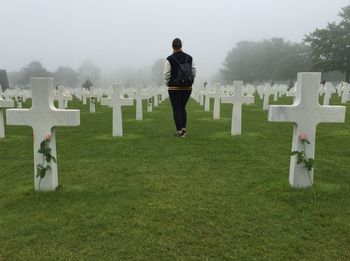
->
[0,0,349,78]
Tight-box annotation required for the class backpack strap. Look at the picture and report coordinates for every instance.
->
[171,54,188,65]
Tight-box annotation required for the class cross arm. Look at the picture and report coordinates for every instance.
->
[268,105,297,123]
[0,100,14,108]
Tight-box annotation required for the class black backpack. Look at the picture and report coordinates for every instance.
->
[172,54,194,87]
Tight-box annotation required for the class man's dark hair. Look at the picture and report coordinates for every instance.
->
[172,38,182,49]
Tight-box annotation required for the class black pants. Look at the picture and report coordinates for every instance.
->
[168,90,192,131]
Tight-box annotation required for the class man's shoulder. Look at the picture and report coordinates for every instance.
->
[166,52,193,63]
[183,52,193,59]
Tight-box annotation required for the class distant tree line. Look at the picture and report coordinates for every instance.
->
[7,60,101,88]
[4,59,165,89]
[221,5,350,83]
[221,38,311,84]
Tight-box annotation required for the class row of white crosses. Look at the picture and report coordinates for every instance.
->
[2,75,348,191]
[6,77,80,191]
[193,82,255,135]
[268,73,346,188]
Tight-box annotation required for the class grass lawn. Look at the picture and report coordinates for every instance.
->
[0,94,349,260]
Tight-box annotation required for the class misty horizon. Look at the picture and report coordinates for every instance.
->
[1,0,349,82]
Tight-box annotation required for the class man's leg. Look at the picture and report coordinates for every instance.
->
[180,90,192,130]
[168,90,182,131]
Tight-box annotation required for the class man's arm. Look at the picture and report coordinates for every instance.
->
[192,59,196,78]
[163,60,171,86]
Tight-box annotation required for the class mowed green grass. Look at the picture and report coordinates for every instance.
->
[0,93,349,260]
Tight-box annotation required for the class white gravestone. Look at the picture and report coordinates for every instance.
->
[55,87,72,109]
[6,77,80,191]
[204,91,211,112]
[90,96,96,113]
[320,82,335,106]
[147,97,153,112]
[101,83,133,136]
[221,81,254,135]
[81,88,88,105]
[268,73,345,188]
[153,90,159,107]
[199,87,205,106]
[207,84,222,119]
[0,98,15,138]
[87,88,98,113]
[263,83,274,111]
[272,84,279,101]
[130,86,149,120]
[341,82,350,104]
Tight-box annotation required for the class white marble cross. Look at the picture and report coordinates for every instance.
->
[6,77,80,191]
[320,82,336,106]
[87,87,98,113]
[55,86,72,109]
[268,73,345,188]
[272,84,279,101]
[204,89,211,112]
[286,84,297,104]
[341,82,350,104]
[147,97,153,112]
[101,83,133,136]
[81,88,88,105]
[221,81,254,135]
[207,84,223,119]
[0,98,15,138]
[199,87,205,106]
[153,89,159,107]
[130,85,149,120]
[263,83,274,111]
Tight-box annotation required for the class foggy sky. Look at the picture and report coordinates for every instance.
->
[1,0,349,80]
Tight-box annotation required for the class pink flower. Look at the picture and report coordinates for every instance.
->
[45,133,52,142]
[299,132,308,141]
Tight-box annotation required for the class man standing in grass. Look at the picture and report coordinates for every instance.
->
[164,38,196,137]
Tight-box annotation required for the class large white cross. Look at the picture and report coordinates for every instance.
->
[221,81,254,135]
[101,83,133,136]
[6,77,80,191]
[268,73,345,188]
[0,98,14,138]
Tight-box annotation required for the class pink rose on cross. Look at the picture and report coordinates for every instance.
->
[299,132,308,141]
[44,133,52,142]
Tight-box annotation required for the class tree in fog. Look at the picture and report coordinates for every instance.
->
[53,66,79,87]
[7,71,21,87]
[304,5,350,82]
[151,58,165,86]
[77,60,101,86]
[17,61,52,87]
[221,38,311,83]
[0,70,10,90]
